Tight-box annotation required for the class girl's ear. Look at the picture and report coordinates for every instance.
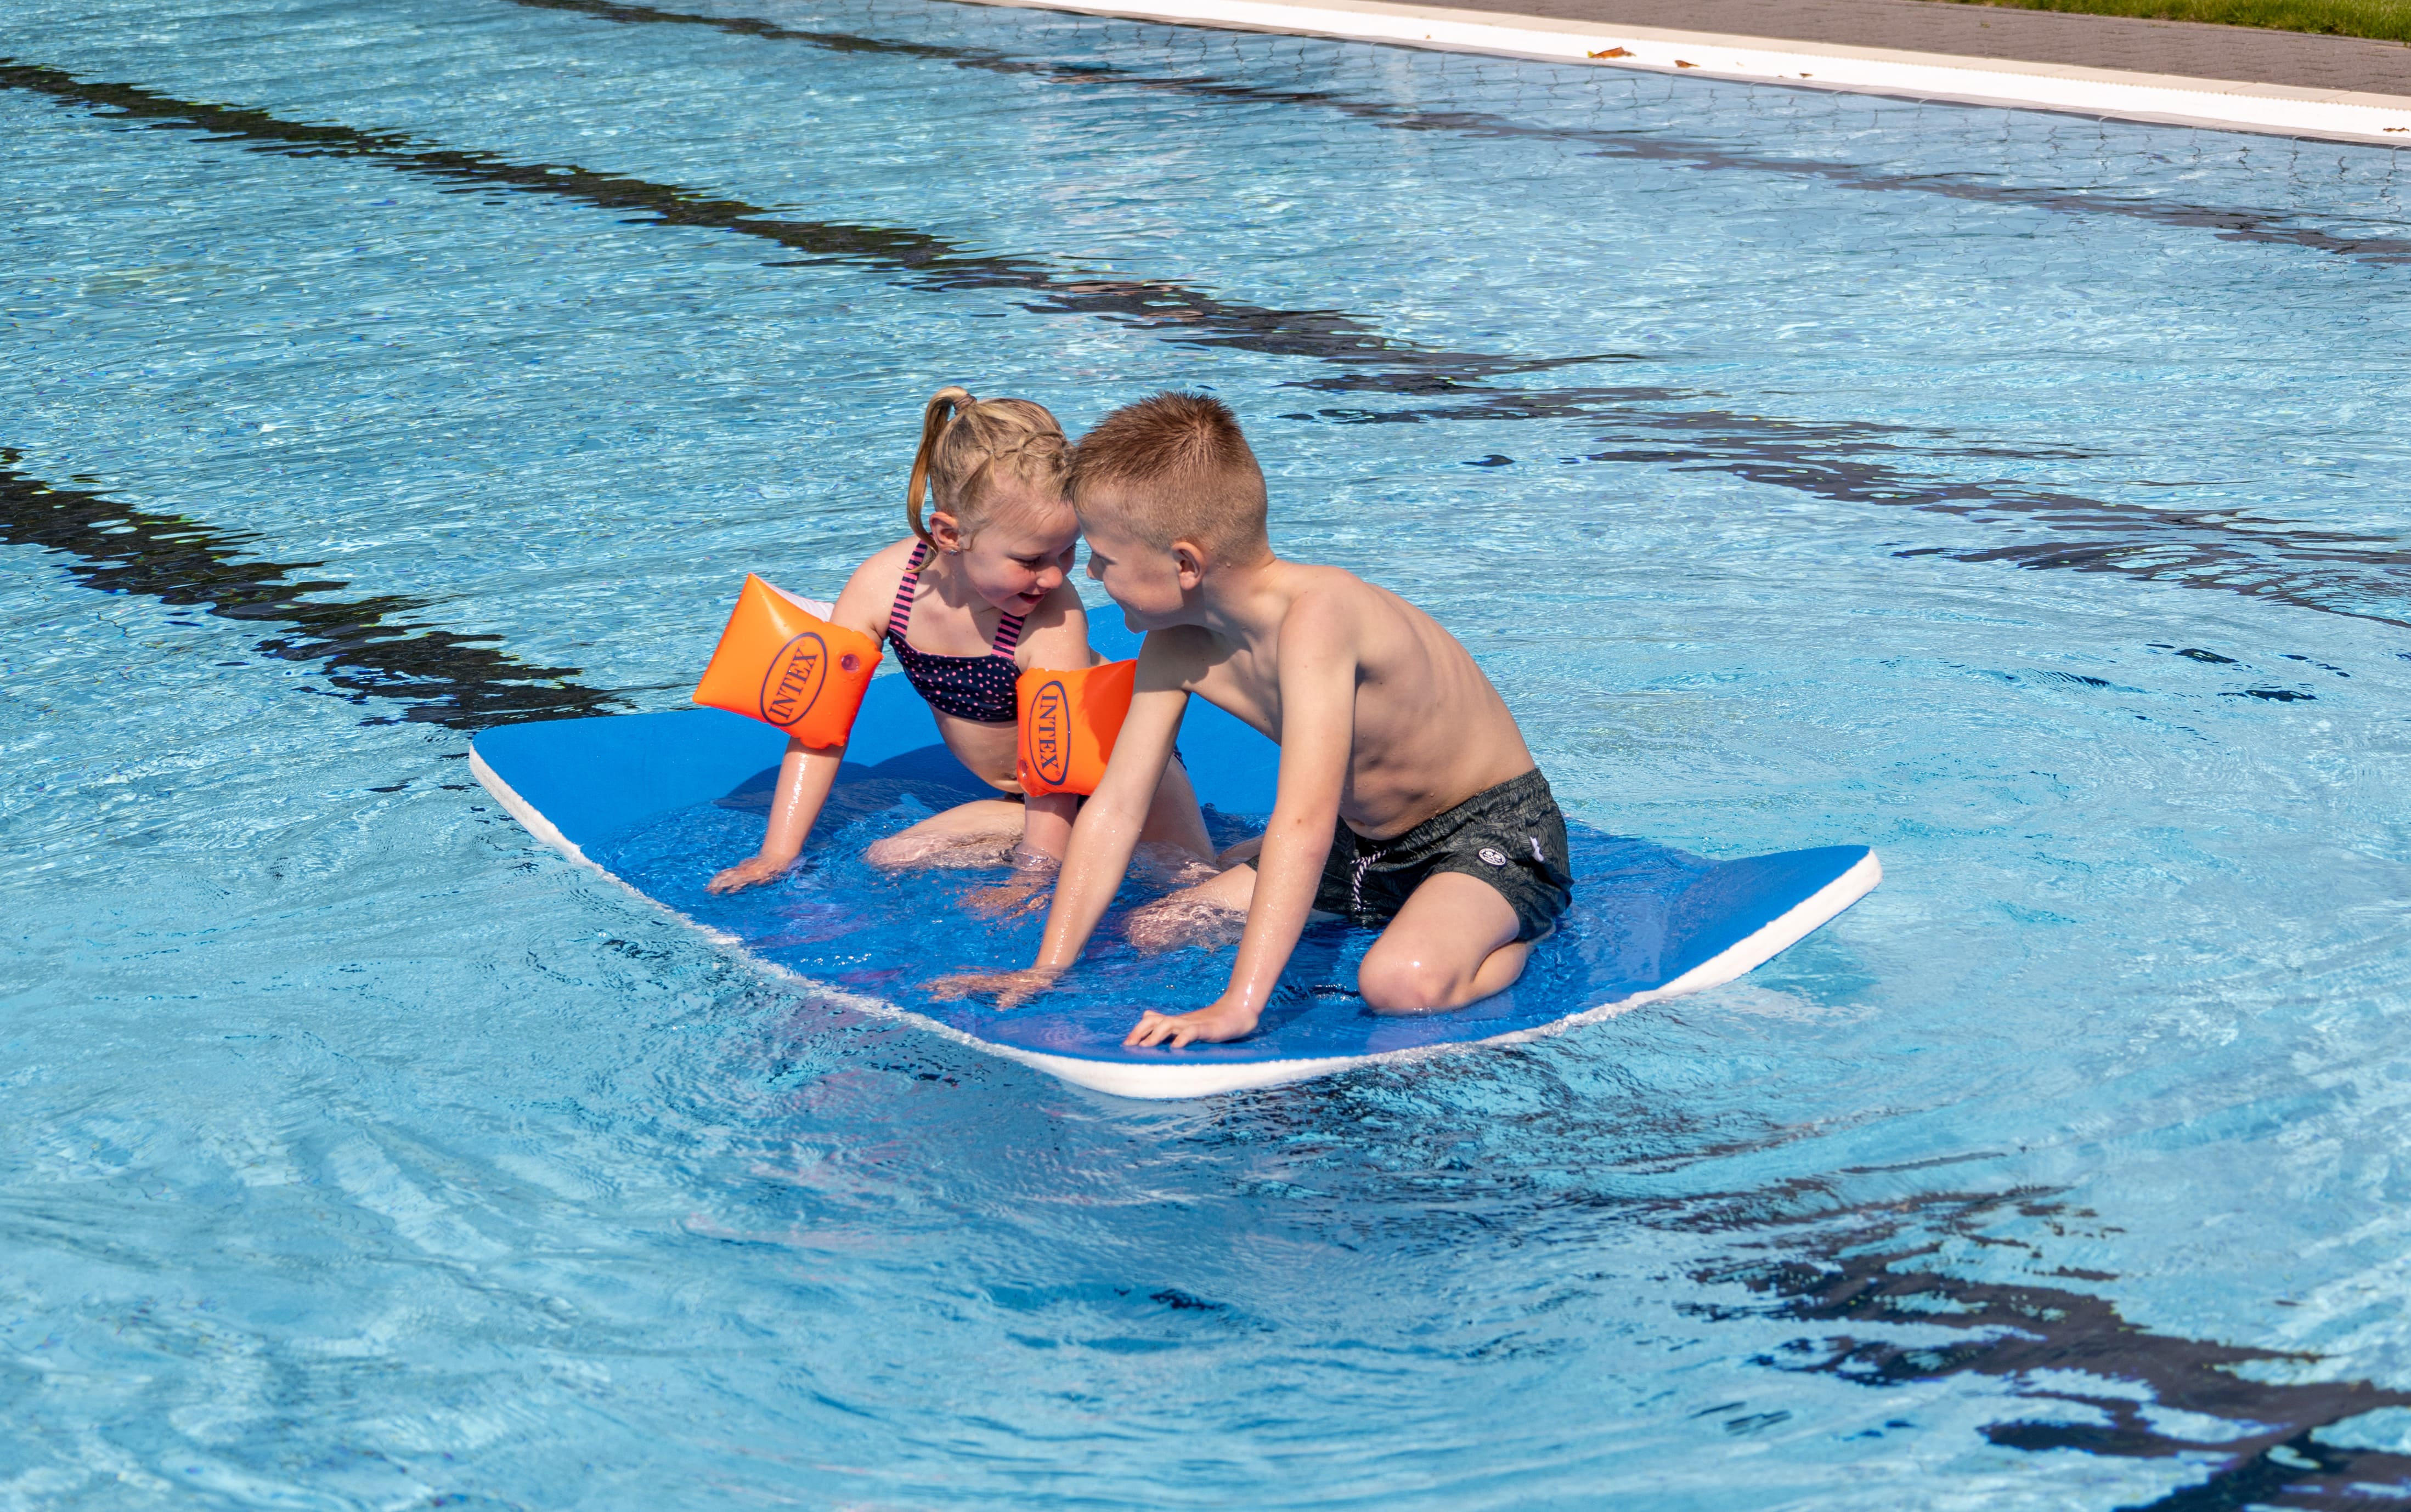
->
[928,510,967,553]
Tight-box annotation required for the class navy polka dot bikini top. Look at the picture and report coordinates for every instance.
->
[886,542,1026,726]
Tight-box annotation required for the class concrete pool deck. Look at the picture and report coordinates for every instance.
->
[978,0,2411,143]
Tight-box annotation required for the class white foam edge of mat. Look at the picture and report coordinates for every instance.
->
[470,747,748,948]
[957,0,2411,146]
[1011,847,1885,1098]
[472,749,1879,1100]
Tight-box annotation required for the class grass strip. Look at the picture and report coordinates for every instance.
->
[1922,0,2411,43]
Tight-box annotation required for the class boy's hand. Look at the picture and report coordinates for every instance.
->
[1123,997,1261,1049]
[927,967,1060,1010]
[708,854,791,894]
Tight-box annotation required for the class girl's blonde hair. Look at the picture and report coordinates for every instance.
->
[906,387,1071,553]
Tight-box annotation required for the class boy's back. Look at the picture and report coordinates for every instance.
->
[1132,563,1534,843]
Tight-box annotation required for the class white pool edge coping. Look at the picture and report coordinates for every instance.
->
[958,0,2411,146]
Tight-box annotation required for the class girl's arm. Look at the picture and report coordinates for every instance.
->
[708,737,846,893]
[1007,581,1094,864]
[706,547,902,894]
[1012,578,1096,671]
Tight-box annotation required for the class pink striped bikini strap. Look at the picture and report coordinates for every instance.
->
[884,542,927,644]
[887,541,1026,656]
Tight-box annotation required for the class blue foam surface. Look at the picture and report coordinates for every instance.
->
[473,671,1873,1077]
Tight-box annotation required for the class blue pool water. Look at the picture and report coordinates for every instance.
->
[4,0,2410,1504]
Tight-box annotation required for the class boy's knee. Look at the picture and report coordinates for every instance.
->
[1357,952,1460,1015]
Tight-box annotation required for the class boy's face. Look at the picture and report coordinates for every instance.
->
[1076,496,1192,631]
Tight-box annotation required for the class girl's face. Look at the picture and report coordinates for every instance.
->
[933,481,1077,617]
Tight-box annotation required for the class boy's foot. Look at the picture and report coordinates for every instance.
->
[1123,862,1255,952]
[865,831,1017,870]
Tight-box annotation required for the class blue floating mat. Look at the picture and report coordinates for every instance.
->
[472,655,1877,1098]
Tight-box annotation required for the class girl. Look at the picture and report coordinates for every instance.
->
[709,387,1214,894]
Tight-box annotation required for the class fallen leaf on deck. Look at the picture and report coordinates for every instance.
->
[1589,46,1633,57]
[1675,59,1698,67]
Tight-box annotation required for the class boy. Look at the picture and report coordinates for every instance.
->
[939,393,1571,1047]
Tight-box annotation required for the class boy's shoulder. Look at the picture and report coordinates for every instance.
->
[1136,563,1392,669]
[1271,561,1427,642]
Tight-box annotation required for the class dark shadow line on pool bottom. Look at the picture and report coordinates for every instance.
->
[0,449,626,730]
[8,58,2407,637]
[1189,1062,2410,1507]
[502,0,2411,268]
[1315,388,2411,633]
[0,57,1599,390]
[1689,1186,2411,1509]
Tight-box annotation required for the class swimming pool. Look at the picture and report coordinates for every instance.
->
[4,0,2409,1503]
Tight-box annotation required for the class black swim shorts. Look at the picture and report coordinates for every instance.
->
[1311,768,1573,942]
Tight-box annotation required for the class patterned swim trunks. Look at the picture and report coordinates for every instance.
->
[1311,768,1573,943]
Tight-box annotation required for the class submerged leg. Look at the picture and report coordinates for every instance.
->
[863,798,1028,870]
[1136,760,1217,865]
[1122,858,1259,952]
[1121,853,1348,953]
[1356,871,1528,1015]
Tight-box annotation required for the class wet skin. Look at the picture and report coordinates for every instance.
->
[708,485,1211,896]
[931,490,1542,1043]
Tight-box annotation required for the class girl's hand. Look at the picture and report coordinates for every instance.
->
[1123,997,1260,1049]
[708,854,792,895]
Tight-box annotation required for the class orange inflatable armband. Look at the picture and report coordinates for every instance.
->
[1017,660,1137,797]
[691,574,881,748]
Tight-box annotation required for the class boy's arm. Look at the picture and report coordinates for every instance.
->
[1028,683,1184,964]
[928,638,1189,1005]
[1125,614,1354,1048]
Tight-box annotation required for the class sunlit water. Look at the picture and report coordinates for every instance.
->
[4,0,2411,1504]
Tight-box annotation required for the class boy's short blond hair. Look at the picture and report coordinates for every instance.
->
[1068,393,1271,565]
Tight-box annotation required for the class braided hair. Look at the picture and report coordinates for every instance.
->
[906,387,1071,552]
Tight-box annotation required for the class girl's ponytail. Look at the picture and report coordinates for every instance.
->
[904,386,1069,548]
[907,386,976,553]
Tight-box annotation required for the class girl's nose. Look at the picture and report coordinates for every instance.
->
[1035,562,1064,592]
